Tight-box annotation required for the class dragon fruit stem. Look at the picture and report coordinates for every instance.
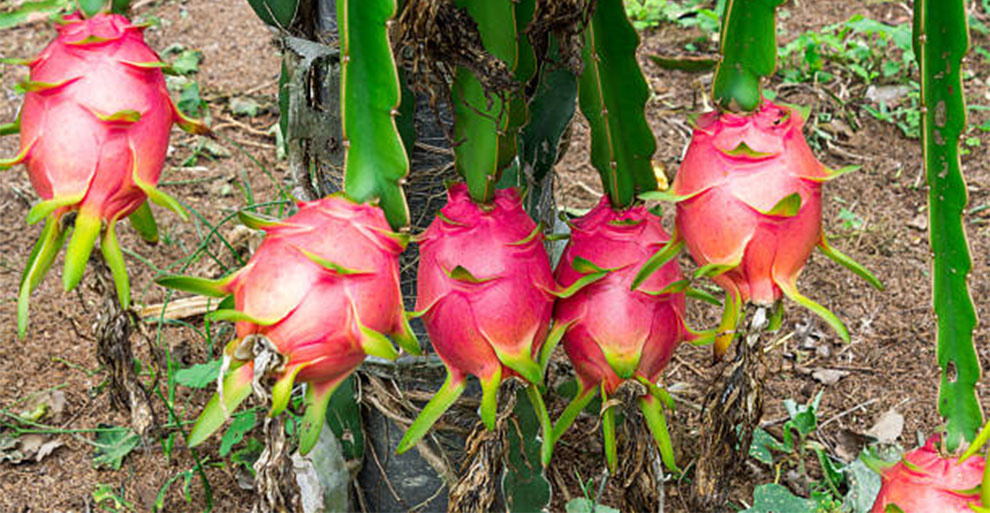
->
[396,372,467,454]
[479,366,502,430]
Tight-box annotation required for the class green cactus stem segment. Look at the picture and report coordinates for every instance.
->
[188,363,253,448]
[130,144,189,221]
[338,0,410,229]
[17,214,68,338]
[396,372,467,454]
[392,313,422,356]
[914,0,982,452]
[631,238,684,290]
[526,384,554,467]
[127,202,158,243]
[100,216,129,309]
[479,368,503,431]
[0,117,20,136]
[270,362,309,417]
[299,376,348,455]
[640,393,679,473]
[818,235,884,291]
[0,139,34,169]
[711,0,785,112]
[601,384,618,472]
[63,211,101,292]
[451,0,533,204]
[714,287,742,359]
[26,194,84,225]
[578,0,657,209]
[155,274,233,298]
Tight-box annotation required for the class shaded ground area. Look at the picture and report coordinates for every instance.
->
[0,0,988,512]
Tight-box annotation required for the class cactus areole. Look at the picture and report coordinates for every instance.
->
[158,196,418,455]
[6,12,207,338]
[551,196,691,472]
[638,101,881,357]
[397,183,555,455]
[870,437,985,513]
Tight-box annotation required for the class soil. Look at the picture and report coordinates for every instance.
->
[0,1,988,513]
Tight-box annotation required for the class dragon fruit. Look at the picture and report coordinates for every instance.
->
[157,195,418,454]
[1,12,208,338]
[550,196,697,471]
[396,183,555,458]
[871,437,985,513]
[637,101,881,358]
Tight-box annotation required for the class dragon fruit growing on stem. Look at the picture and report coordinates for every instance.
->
[396,183,556,462]
[0,12,208,338]
[869,436,986,513]
[157,195,419,454]
[635,101,882,358]
[550,196,710,471]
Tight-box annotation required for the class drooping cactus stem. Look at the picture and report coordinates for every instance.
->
[914,0,982,451]
[452,0,533,204]
[338,0,410,229]
[579,0,657,209]
[711,0,785,112]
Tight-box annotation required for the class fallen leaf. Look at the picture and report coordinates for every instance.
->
[867,408,904,444]
[812,368,851,385]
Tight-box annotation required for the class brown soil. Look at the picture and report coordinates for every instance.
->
[0,1,987,513]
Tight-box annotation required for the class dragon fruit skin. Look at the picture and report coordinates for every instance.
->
[555,196,689,394]
[396,183,555,455]
[158,195,418,455]
[673,102,827,306]
[551,196,690,471]
[4,12,207,338]
[642,101,882,358]
[871,437,984,513]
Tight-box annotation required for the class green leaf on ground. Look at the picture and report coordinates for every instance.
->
[174,358,221,389]
[92,425,140,470]
[743,483,816,513]
[219,410,257,457]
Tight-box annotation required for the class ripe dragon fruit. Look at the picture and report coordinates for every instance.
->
[550,196,701,471]
[396,183,555,459]
[1,12,208,338]
[636,101,881,358]
[870,437,985,513]
[157,195,418,454]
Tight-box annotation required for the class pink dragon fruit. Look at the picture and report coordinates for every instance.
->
[396,183,555,457]
[550,196,697,471]
[637,101,881,358]
[2,12,208,338]
[871,437,985,513]
[158,195,418,454]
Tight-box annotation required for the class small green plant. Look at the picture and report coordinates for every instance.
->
[746,394,884,513]
[625,0,723,34]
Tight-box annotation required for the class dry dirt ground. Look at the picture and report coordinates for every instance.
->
[0,0,989,512]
